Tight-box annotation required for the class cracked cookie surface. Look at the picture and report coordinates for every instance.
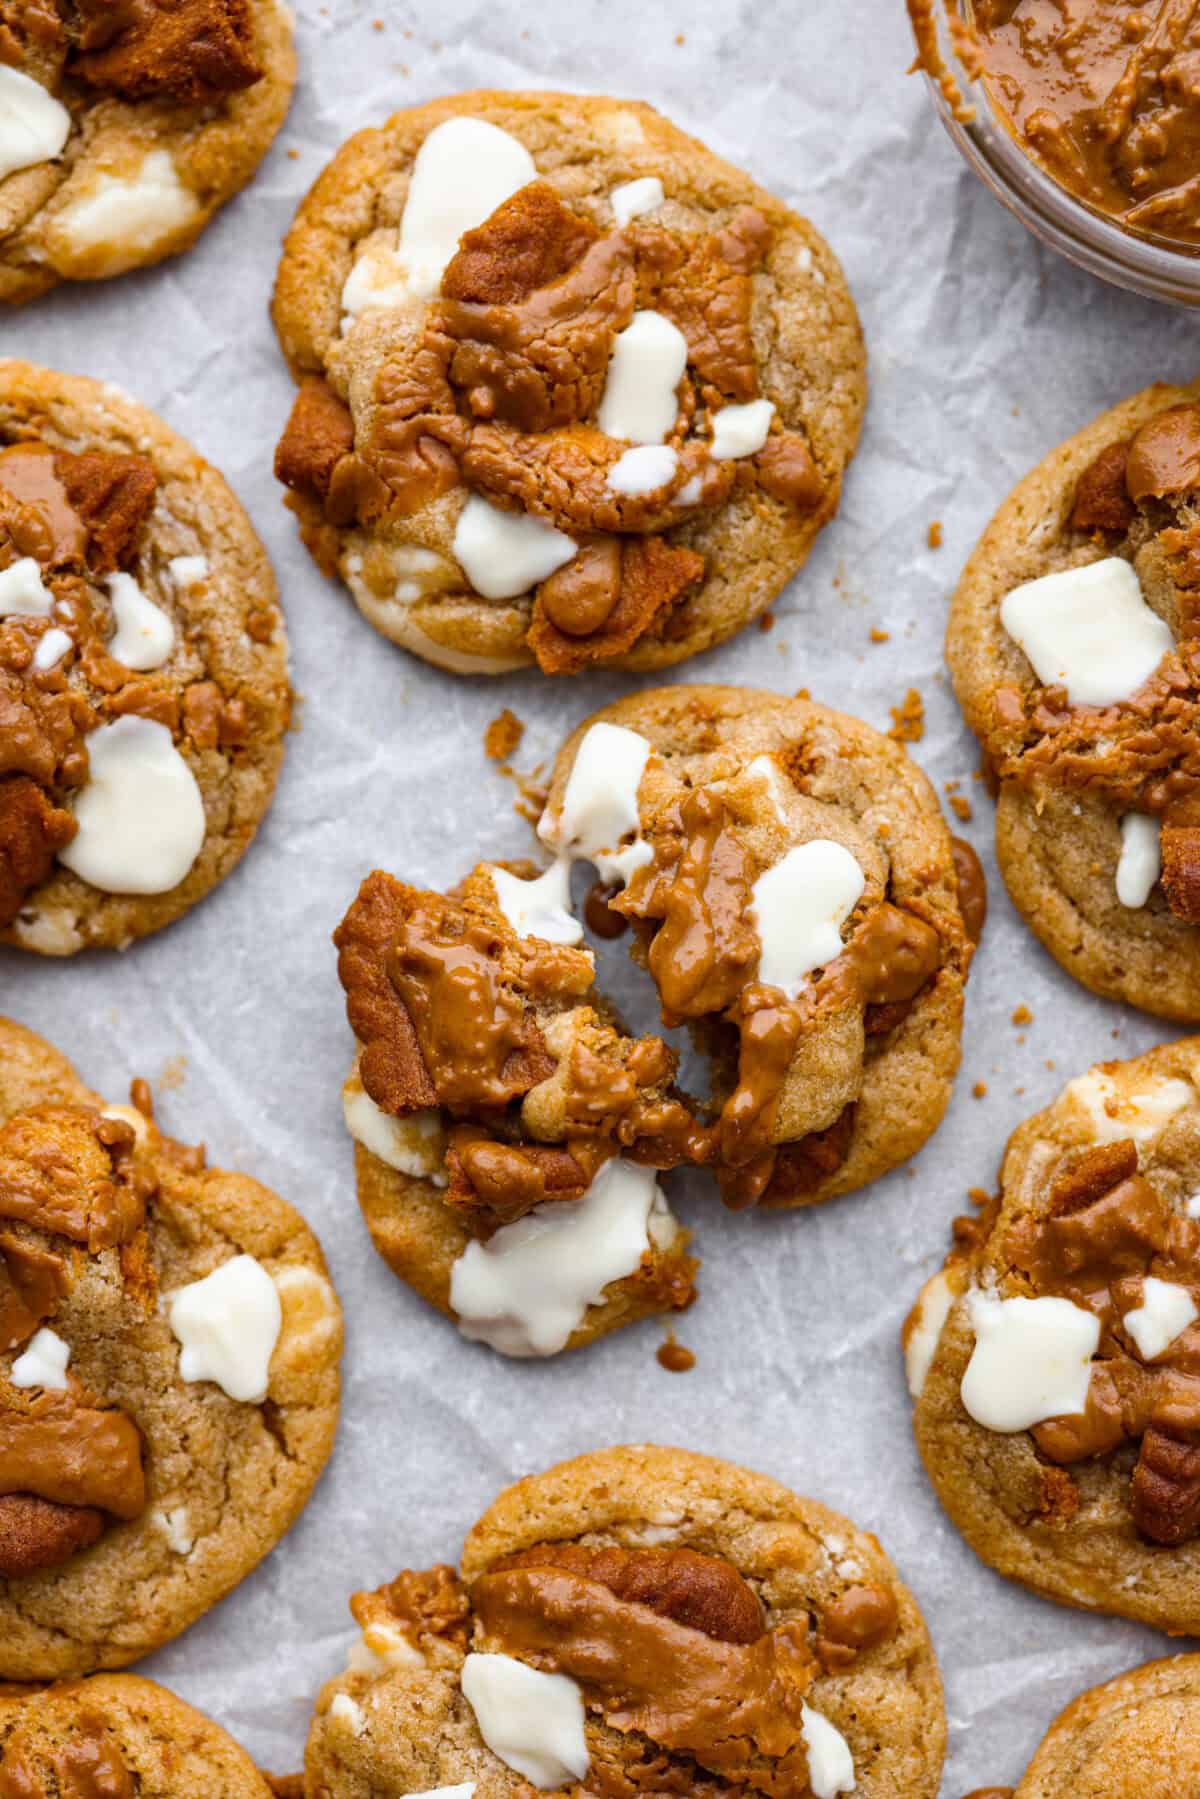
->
[1009,1654,1200,1798]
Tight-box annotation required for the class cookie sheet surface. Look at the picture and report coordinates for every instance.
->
[3,0,1195,1788]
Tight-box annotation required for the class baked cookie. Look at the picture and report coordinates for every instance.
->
[0,1672,276,1794]
[304,1444,945,1799]
[272,90,866,676]
[947,378,1200,1019]
[0,1015,343,1678]
[1006,1655,1200,1798]
[0,0,294,305]
[0,360,291,954]
[334,684,976,1356]
[906,1036,1200,1632]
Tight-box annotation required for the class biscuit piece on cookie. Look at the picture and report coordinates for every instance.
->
[1007,1655,1200,1797]
[334,685,974,1356]
[0,361,291,955]
[0,1016,342,1678]
[0,1672,276,1794]
[0,0,294,304]
[907,1037,1200,1633]
[304,1444,945,1799]
[272,91,865,676]
[947,378,1200,1019]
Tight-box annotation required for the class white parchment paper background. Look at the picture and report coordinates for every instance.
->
[3,0,1197,1787]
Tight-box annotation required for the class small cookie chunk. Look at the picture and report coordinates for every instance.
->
[1010,1655,1200,1797]
[303,1444,945,1799]
[0,1672,276,1793]
[0,360,291,955]
[0,1016,342,1678]
[946,378,1200,1019]
[333,685,973,1356]
[271,90,866,677]
[907,1037,1200,1632]
[0,0,294,305]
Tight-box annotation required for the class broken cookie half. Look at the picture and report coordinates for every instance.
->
[334,684,977,1358]
[272,89,866,677]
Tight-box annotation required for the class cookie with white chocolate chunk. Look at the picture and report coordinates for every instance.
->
[0,360,291,955]
[303,1444,945,1799]
[0,1672,279,1795]
[0,1015,342,1678]
[907,1037,1200,1633]
[271,90,866,677]
[0,0,294,304]
[947,378,1200,1019]
[996,1654,1200,1798]
[334,685,976,1357]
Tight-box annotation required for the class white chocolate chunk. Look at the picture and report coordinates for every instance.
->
[487,858,582,945]
[450,1159,675,1357]
[0,556,53,618]
[800,1704,855,1799]
[608,444,679,495]
[329,1694,366,1737]
[750,841,865,998]
[1066,1068,1193,1146]
[153,1506,194,1554]
[1124,1277,1198,1361]
[538,721,653,887]
[0,65,70,184]
[597,310,688,444]
[403,1788,475,1799]
[394,116,536,303]
[33,627,71,671]
[460,1653,589,1787]
[346,1619,424,1675]
[904,1268,957,1398]
[610,175,664,225]
[746,754,792,824]
[10,1327,70,1390]
[999,558,1173,707]
[342,1068,447,1186]
[168,555,209,587]
[168,1254,282,1404]
[341,240,410,321]
[1116,812,1161,908]
[710,399,775,460]
[452,494,577,601]
[961,1290,1098,1432]
[58,717,205,895]
[676,473,705,505]
[51,150,199,271]
[106,571,174,671]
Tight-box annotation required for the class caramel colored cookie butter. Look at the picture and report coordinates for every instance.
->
[0,1017,342,1680]
[908,1036,1200,1633]
[336,686,974,1357]
[271,91,866,677]
[947,378,1200,1019]
[303,1445,945,1799]
[0,361,291,955]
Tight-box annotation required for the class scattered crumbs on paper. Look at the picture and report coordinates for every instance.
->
[888,688,925,742]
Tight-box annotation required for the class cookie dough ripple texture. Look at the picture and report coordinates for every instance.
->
[0,0,295,304]
[303,1445,945,1799]
[0,1017,343,1679]
[0,361,291,955]
[946,376,1200,1019]
[270,89,866,677]
[907,1035,1200,1634]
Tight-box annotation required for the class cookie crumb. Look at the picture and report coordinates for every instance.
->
[371,15,383,26]
[158,1055,187,1092]
[1011,1004,1033,1026]
[972,1080,988,1098]
[869,626,890,643]
[675,30,685,43]
[286,147,299,160]
[949,793,973,821]
[888,688,925,742]
[484,708,524,762]
[657,1334,696,1373]
[758,610,775,632]
[795,687,811,700]
[927,520,943,549]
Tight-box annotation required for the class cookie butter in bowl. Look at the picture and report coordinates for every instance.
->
[908,0,1200,305]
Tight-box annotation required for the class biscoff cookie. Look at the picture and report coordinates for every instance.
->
[0,1672,276,1794]
[946,378,1200,1019]
[0,0,294,304]
[1008,1655,1200,1798]
[333,685,976,1357]
[0,1016,342,1678]
[271,90,866,677]
[304,1444,945,1799]
[0,360,291,954]
[907,1036,1200,1633]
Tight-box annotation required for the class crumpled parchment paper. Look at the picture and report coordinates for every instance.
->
[3,0,1197,1787]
